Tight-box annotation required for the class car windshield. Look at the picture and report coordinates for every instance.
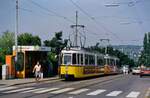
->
[143,67,150,70]
[133,67,140,70]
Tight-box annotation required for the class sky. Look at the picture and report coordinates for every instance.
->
[0,0,150,46]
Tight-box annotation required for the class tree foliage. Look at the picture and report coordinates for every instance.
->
[0,31,15,64]
[44,31,68,74]
[138,32,150,66]
[44,31,68,55]
[18,33,41,46]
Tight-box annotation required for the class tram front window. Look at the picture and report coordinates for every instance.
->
[64,55,71,65]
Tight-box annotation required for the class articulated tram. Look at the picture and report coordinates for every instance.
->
[59,47,120,80]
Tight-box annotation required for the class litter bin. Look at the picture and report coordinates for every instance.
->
[2,64,8,80]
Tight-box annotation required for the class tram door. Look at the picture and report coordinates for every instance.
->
[25,51,50,78]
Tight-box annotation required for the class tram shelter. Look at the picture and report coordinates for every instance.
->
[5,46,51,78]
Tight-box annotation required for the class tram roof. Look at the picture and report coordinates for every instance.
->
[61,47,104,56]
[62,47,119,60]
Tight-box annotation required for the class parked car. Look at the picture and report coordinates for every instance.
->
[132,67,140,75]
[140,67,150,77]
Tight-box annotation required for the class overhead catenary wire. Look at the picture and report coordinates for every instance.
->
[26,0,122,45]
[28,0,75,24]
[69,0,124,44]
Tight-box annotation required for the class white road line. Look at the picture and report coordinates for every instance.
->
[126,91,140,98]
[87,89,106,95]
[145,88,150,97]
[106,91,122,96]
[0,86,18,91]
[68,89,89,95]
[50,88,74,94]
[3,87,33,93]
[34,88,59,94]
[21,88,46,93]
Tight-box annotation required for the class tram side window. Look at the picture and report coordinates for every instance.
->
[97,56,104,66]
[81,54,83,64]
[89,55,95,65]
[111,59,114,66]
[64,55,71,65]
[72,53,76,64]
[77,54,80,64]
[85,54,88,65]
[116,60,119,66]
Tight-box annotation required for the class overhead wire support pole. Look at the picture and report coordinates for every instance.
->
[70,11,85,47]
[15,0,18,62]
[69,0,124,44]
[75,11,78,47]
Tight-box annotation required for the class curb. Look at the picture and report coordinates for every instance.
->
[5,76,60,86]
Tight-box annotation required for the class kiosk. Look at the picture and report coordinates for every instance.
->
[6,46,51,78]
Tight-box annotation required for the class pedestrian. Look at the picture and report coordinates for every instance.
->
[32,61,41,81]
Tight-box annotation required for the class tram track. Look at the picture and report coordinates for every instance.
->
[46,74,123,98]
[0,74,123,98]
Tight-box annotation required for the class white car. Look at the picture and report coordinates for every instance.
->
[132,67,140,75]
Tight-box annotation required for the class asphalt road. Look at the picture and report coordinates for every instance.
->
[0,74,149,98]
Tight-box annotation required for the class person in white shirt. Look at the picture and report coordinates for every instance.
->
[33,61,41,81]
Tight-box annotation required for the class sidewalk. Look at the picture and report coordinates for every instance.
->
[0,76,59,86]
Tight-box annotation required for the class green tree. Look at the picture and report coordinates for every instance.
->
[44,31,68,55]
[18,33,41,46]
[0,31,15,64]
[44,31,68,74]
[138,32,150,66]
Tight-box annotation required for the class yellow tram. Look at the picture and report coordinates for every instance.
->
[59,47,120,79]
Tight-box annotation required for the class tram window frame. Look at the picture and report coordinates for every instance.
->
[85,54,89,65]
[89,55,95,65]
[81,54,83,65]
[77,54,80,65]
[97,56,104,66]
[63,53,72,65]
[110,59,114,66]
[72,53,76,64]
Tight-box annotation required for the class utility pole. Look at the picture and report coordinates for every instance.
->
[71,11,85,47]
[75,11,78,47]
[15,0,18,75]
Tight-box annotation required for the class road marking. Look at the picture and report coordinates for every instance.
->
[87,89,106,95]
[21,88,46,93]
[126,91,140,98]
[3,87,33,93]
[106,91,122,96]
[50,88,74,94]
[34,88,59,93]
[0,86,18,91]
[68,88,89,94]
[145,88,150,98]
